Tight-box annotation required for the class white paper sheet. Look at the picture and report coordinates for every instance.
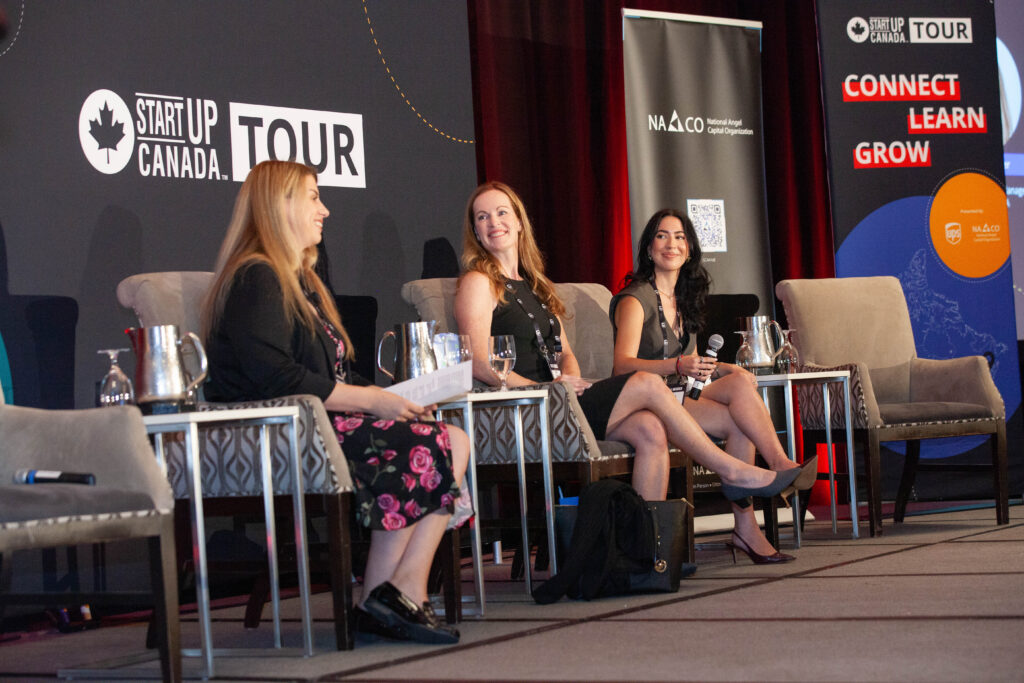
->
[383,361,472,406]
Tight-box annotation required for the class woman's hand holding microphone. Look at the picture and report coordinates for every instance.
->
[675,354,716,382]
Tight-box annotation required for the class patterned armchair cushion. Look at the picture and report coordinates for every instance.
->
[161,395,353,499]
[795,362,871,430]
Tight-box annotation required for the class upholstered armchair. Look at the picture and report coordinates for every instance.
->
[116,271,359,648]
[0,402,180,681]
[776,276,1008,537]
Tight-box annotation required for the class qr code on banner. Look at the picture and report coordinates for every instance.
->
[687,199,727,252]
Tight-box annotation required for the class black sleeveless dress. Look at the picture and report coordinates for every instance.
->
[491,278,631,440]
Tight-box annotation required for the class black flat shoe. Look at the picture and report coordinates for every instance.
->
[421,600,460,637]
[362,582,460,645]
[355,606,410,641]
[721,467,801,503]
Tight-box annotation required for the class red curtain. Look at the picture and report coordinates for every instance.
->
[468,0,835,296]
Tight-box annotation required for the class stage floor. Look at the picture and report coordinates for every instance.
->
[2,502,1022,681]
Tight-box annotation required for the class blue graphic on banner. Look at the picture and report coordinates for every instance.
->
[836,196,1020,459]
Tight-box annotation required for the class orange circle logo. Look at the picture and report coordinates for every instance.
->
[929,172,1009,278]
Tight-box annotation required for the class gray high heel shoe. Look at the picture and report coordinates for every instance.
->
[720,467,801,503]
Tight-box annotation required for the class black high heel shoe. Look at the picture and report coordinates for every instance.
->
[720,467,800,503]
[727,531,795,565]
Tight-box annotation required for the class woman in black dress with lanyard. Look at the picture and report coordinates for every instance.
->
[453,181,806,503]
[611,209,817,563]
[202,160,468,644]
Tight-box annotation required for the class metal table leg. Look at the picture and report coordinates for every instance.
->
[822,382,837,534]
[183,423,214,678]
[286,413,314,655]
[782,378,801,548]
[513,404,533,594]
[842,377,859,538]
[539,395,557,575]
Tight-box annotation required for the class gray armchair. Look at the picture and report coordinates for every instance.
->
[776,276,1008,536]
[116,271,358,648]
[0,402,180,681]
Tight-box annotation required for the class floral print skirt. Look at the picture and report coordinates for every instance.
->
[331,412,460,531]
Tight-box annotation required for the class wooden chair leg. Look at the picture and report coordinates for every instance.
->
[761,496,779,547]
[866,431,883,537]
[243,574,270,629]
[439,527,462,624]
[894,440,920,523]
[326,492,354,651]
[150,516,182,683]
[993,422,1009,525]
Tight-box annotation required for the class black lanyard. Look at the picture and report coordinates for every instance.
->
[649,279,682,360]
[504,278,563,376]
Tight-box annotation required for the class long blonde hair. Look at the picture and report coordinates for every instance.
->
[459,181,565,317]
[202,160,353,359]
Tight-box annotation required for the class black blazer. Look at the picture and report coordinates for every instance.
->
[204,263,337,403]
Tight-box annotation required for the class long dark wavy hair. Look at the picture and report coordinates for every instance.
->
[622,208,711,335]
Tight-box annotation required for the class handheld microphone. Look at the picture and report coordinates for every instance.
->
[14,469,97,485]
[687,334,724,400]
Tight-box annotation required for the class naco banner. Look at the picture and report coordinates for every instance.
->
[622,9,773,311]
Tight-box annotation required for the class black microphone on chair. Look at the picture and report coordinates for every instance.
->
[688,334,724,401]
[14,469,96,485]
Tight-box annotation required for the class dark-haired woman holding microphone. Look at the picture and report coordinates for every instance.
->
[610,208,817,563]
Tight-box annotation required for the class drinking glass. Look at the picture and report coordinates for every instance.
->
[97,348,134,406]
[456,334,474,363]
[775,329,800,374]
[488,335,516,390]
[734,331,754,370]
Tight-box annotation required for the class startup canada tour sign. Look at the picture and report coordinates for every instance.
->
[817,0,1020,476]
[78,88,365,187]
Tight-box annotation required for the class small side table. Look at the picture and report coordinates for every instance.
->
[144,406,313,679]
[437,388,552,615]
[755,370,859,546]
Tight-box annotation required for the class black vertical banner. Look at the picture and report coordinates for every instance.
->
[622,10,773,312]
[817,0,1022,492]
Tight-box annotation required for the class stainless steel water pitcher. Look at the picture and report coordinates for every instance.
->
[126,325,208,406]
[376,321,438,382]
[739,315,784,369]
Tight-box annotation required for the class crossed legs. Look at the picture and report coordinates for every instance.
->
[604,372,789,556]
[604,372,782,490]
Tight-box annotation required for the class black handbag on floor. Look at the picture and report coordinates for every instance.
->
[533,479,693,603]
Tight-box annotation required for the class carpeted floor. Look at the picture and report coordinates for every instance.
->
[1,503,1022,682]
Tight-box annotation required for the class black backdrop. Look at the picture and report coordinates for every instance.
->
[0,0,476,408]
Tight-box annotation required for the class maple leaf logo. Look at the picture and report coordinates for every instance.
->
[88,101,125,164]
[850,20,866,37]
